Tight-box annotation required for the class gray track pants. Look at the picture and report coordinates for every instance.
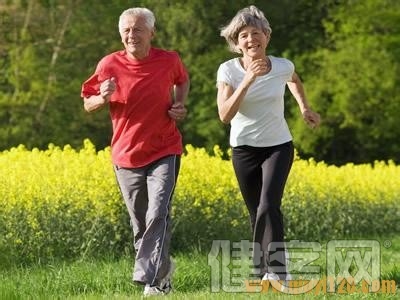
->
[114,155,180,286]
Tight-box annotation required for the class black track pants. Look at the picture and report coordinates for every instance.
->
[232,141,294,279]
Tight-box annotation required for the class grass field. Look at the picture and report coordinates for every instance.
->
[1,236,398,299]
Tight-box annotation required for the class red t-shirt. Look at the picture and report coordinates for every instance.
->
[81,48,189,168]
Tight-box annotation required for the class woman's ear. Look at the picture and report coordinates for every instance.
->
[266,33,271,45]
[235,44,242,53]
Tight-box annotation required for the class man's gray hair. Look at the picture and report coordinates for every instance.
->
[220,5,272,54]
[118,7,155,32]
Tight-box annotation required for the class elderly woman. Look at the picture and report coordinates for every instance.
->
[216,6,320,282]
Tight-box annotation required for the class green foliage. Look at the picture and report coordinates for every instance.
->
[0,1,123,150]
[0,141,398,265]
[290,0,400,164]
[0,0,399,164]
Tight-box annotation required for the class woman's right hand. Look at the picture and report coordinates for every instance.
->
[243,59,269,85]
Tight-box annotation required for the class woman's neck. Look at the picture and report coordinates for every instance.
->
[240,54,269,70]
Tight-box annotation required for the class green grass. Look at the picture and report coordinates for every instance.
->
[1,236,398,299]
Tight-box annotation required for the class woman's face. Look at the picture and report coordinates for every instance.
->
[236,26,269,58]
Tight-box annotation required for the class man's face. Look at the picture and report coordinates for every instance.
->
[119,15,154,59]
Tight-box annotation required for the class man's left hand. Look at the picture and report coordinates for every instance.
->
[168,103,187,121]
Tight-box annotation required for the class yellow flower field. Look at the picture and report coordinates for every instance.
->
[0,140,399,265]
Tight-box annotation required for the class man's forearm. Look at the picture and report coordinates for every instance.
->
[83,95,108,113]
[174,80,190,106]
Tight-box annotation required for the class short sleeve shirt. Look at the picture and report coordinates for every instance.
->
[81,48,189,167]
[217,56,294,147]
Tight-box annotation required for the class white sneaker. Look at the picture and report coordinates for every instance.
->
[143,260,175,296]
[262,272,288,292]
[261,272,280,281]
[143,284,170,296]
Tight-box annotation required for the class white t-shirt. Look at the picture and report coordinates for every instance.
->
[217,56,294,147]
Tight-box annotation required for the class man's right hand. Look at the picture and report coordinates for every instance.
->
[84,77,116,113]
[100,77,116,102]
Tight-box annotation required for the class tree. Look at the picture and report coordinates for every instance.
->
[290,0,400,164]
[0,0,126,150]
[1,0,398,164]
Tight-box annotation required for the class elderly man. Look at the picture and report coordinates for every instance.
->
[81,7,190,296]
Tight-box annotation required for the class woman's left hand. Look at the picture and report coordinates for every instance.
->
[302,109,321,129]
